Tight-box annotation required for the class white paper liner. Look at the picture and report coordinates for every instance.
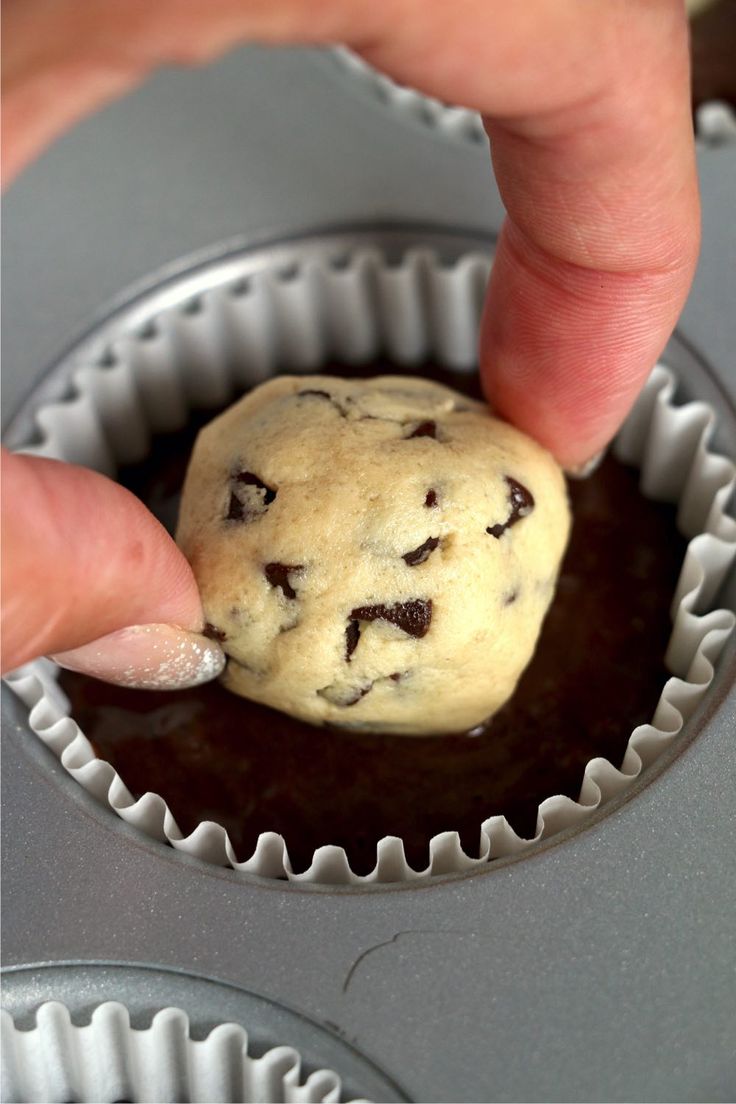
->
[5,245,736,885]
[0,1002,369,1104]
[695,100,736,145]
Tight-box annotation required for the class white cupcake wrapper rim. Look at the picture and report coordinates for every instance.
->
[5,245,736,885]
[1,1002,369,1104]
[333,48,736,150]
[695,100,736,146]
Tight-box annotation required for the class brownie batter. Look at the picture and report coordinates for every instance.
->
[59,365,686,875]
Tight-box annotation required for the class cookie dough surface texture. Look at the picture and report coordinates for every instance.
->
[177,375,570,735]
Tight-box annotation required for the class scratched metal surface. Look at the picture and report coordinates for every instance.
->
[2,45,736,1103]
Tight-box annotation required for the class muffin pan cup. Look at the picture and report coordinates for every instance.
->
[5,243,736,886]
[3,37,736,1100]
[1,960,406,1104]
[1,1001,369,1104]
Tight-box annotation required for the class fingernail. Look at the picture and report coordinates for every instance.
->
[565,448,606,480]
[52,623,226,690]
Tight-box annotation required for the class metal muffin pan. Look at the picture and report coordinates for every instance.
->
[3,46,735,1102]
[2,964,405,1103]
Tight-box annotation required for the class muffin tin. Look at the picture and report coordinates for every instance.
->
[2,965,401,1103]
[5,233,736,888]
[3,45,736,1102]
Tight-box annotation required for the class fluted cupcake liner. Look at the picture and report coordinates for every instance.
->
[695,100,736,145]
[5,244,736,884]
[1,1001,368,1104]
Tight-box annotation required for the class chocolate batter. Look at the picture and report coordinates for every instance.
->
[59,366,686,875]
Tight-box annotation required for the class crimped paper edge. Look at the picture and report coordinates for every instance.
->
[695,100,736,146]
[0,1001,369,1104]
[4,244,736,886]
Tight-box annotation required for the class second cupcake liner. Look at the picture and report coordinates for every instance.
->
[6,243,736,884]
[1,1001,368,1103]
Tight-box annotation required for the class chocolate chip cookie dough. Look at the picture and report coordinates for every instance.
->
[176,376,570,733]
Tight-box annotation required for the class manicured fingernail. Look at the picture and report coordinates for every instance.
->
[565,448,606,480]
[52,623,226,690]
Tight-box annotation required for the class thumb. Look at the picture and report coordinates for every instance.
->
[1,448,224,688]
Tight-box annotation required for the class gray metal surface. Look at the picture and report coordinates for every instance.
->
[2,44,736,1104]
[1,46,501,424]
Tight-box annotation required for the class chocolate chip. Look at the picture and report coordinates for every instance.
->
[318,681,373,707]
[265,562,302,599]
[507,477,535,520]
[202,621,227,642]
[486,476,535,538]
[389,671,405,682]
[227,470,276,522]
[424,489,438,508]
[345,619,360,661]
[503,590,519,606]
[406,420,437,439]
[402,536,439,567]
[350,599,432,638]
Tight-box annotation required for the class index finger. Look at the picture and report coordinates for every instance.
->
[3,0,700,469]
[358,0,699,466]
[475,5,700,467]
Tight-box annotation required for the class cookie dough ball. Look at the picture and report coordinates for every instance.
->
[177,375,570,735]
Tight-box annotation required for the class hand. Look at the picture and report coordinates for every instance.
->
[1,0,700,684]
[1,448,225,685]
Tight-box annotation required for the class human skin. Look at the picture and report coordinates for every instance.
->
[0,0,700,683]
